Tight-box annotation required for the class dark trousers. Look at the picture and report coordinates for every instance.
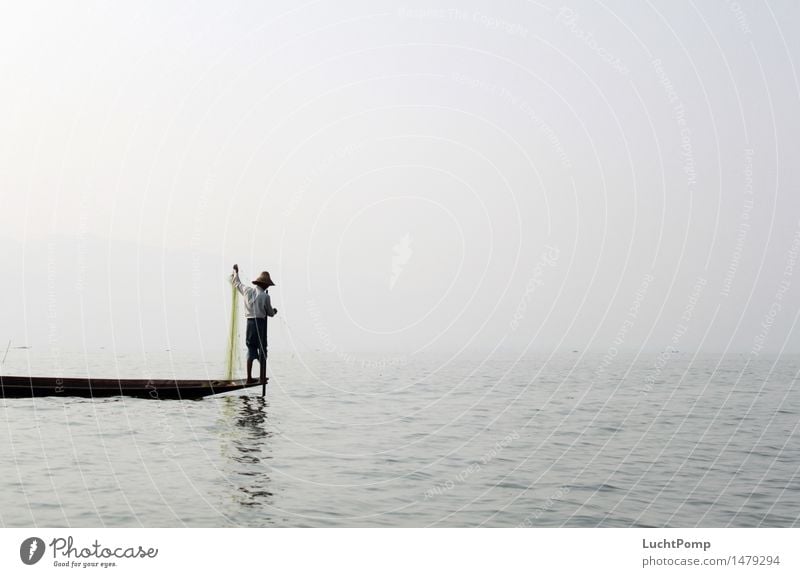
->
[246,318,267,363]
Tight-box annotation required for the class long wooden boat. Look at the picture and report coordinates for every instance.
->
[0,375,259,399]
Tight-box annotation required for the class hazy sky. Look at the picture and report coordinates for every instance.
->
[1,0,798,361]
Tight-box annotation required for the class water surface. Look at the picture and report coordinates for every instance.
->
[1,351,798,527]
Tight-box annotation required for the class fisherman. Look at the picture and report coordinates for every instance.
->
[230,264,277,386]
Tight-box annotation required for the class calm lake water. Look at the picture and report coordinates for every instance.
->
[1,351,798,527]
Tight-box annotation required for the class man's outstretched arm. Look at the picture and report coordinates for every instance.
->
[230,264,246,295]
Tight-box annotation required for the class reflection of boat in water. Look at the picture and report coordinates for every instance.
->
[0,375,259,399]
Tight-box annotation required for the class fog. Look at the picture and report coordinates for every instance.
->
[1,0,798,362]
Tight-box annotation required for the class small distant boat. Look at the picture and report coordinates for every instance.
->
[0,375,259,400]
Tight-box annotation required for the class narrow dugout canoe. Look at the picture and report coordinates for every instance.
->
[0,375,258,399]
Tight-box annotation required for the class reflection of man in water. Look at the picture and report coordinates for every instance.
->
[230,265,277,386]
[222,396,273,507]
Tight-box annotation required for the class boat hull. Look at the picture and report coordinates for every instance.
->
[0,376,258,399]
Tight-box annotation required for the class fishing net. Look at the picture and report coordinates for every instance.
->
[225,281,240,381]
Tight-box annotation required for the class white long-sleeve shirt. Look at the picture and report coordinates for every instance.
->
[230,272,276,319]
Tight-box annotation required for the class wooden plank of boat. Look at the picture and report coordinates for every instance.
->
[0,375,260,399]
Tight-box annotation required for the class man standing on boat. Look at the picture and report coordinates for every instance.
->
[230,264,277,386]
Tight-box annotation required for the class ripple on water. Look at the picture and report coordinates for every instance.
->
[2,353,800,526]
